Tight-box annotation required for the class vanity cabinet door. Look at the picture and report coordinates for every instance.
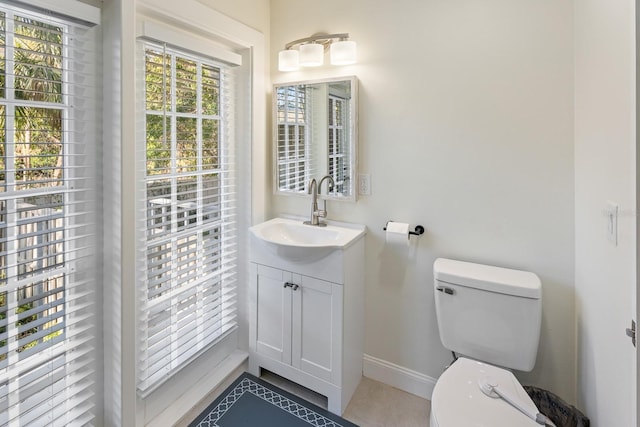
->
[255,265,296,364]
[292,275,342,384]
[253,263,342,384]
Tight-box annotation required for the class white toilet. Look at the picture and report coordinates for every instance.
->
[431,258,544,427]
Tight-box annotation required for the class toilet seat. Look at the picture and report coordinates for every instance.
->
[430,357,540,427]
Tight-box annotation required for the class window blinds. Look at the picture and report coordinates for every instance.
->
[0,3,100,426]
[137,42,238,395]
[327,95,349,196]
[276,85,311,193]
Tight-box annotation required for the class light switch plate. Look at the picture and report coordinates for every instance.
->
[358,174,371,196]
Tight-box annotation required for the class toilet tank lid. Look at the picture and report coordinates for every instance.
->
[434,258,541,299]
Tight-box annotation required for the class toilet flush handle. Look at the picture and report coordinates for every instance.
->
[436,286,455,295]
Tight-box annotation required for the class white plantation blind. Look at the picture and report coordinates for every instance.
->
[137,41,238,395]
[0,3,100,426]
[275,84,311,193]
[327,95,350,196]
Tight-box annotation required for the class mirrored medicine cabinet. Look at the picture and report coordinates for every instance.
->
[273,76,358,201]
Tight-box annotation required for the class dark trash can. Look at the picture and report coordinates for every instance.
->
[524,386,590,427]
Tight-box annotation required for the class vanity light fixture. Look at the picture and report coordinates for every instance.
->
[278,33,357,72]
[299,43,324,67]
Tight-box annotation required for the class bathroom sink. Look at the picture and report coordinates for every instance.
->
[249,217,365,262]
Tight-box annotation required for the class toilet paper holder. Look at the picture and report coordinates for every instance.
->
[383,221,425,237]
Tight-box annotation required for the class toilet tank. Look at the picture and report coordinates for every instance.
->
[433,258,542,372]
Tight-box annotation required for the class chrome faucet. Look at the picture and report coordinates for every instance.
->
[318,175,335,197]
[304,176,334,226]
[304,178,319,225]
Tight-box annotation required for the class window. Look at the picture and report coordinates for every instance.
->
[137,42,238,394]
[0,4,100,425]
[276,85,309,192]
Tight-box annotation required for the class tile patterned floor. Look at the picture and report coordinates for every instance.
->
[342,377,430,427]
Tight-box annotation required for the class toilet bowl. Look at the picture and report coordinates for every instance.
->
[431,258,543,427]
[430,357,540,426]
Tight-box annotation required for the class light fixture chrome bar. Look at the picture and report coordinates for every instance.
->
[284,33,350,50]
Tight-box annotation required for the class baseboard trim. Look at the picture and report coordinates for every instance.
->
[362,354,437,401]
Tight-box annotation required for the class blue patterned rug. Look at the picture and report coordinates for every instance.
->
[189,372,358,427]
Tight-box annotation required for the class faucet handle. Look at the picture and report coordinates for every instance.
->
[315,199,329,218]
[309,199,329,226]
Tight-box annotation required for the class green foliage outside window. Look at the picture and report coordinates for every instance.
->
[0,13,67,361]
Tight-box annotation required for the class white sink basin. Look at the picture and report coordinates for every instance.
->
[249,217,365,262]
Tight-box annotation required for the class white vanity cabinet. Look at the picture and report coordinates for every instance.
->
[248,220,365,415]
[252,265,341,383]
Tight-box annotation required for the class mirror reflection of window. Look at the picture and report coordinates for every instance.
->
[276,85,308,192]
[274,77,357,201]
[328,94,349,196]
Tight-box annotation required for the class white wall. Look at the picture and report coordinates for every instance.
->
[197,0,269,35]
[574,0,637,425]
[270,0,576,402]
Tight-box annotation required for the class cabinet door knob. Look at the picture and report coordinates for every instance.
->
[283,282,299,290]
[292,284,299,291]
